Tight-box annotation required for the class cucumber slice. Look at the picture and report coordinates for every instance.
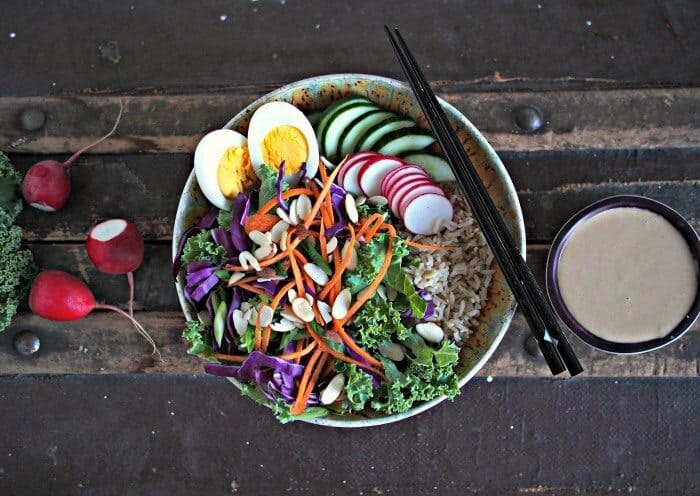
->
[357,118,415,152]
[323,103,378,162]
[401,152,456,182]
[307,110,323,127]
[338,110,394,159]
[316,97,373,155]
[376,131,435,156]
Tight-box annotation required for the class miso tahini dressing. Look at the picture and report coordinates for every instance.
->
[557,207,697,343]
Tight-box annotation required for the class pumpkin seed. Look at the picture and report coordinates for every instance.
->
[226,272,246,287]
[258,305,274,327]
[416,322,445,343]
[197,310,212,326]
[317,300,332,324]
[378,342,405,362]
[332,289,351,320]
[304,263,329,286]
[296,194,312,221]
[232,309,248,336]
[270,220,290,243]
[326,236,338,254]
[320,373,346,405]
[344,194,359,223]
[291,297,315,323]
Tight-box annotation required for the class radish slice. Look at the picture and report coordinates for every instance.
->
[402,193,454,235]
[358,156,403,196]
[381,164,424,196]
[382,166,428,197]
[398,184,446,218]
[390,178,435,216]
[341,158,371,195]
[386,172,431,201]
[338,152,378,185]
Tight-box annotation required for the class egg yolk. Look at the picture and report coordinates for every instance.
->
[217,146,255,199]
[261,125,308,173]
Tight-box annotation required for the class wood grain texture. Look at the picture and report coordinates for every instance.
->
[2,310,696,377]
[11,148,699,242]
[1,0,698,96]
[2,88,699,154]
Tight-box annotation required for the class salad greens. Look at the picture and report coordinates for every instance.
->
[0,153,36,333]
[352,293,409,349]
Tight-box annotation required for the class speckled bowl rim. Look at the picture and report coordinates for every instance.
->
[172,73,525,427]
[546,195,700,354]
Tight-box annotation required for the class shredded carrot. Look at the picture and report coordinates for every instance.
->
[404,239,450,251]
[331,247,341,301]
[356,213,384,238]
[318,157,329,183]
[254,302,263,350]
[332,320,382,367]
[214,353,247,363]
[292,339,305,364]
[292,351,328,415]
[319,224,356,300]
[304,323,385,379]
[280,340,316,361]
[290,348,323,415]
[260,280,296,352]
[257,188,314,216]
[318,222,328,263]
[287,232,305,295]
[321,357,336,378]
[302,159,345,229]
[225,238,302,271]
[228,275,259,286]
[310,181,333,228]
[236,282,267,296]
[342,226,395,323]
[244,213,280,234]
[364,217,385,242]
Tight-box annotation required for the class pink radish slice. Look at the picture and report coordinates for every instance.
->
[398,184,446,218]
[382,166,428,197]
[381,164,424,196]
[358,156,403,196]
[390,179,436,216]
[386,172,431,201]
[341,158,373,195]
[402,193,454,235]
[338,152,378,185]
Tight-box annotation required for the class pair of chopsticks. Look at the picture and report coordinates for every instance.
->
[385,27,583,376]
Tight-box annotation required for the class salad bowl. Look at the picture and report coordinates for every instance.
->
[173,74,525,427]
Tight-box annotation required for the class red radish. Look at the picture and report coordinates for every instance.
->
[381,164,421,195]
[341,158,371,195]
[22,101,124,212]
[402,193,454,235]
[86,218,144,317]
[386,172,430,200]
[381,165,428,197]
[398,184,446,217]
[29,270,159,356]
[338,151,378,185]
[357,156,403,197]
[390,178,435,215]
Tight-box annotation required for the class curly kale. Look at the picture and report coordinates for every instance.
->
[181,231,228,265]
[351,293,409,350]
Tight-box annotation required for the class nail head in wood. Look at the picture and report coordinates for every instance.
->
[19,108,46,132]
[513,105,543,133]
[524,335,539,357]
[13,330,41,357]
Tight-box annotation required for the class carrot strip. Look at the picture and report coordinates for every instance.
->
[342,226,394,323]
[261,280,296,352]
[319,224,356,300]
[214,353,247,363]
[287,232,305,295]
[236,282,267,296]
[290,348,323,415]
[356,213,384,238]
[331,247,341,301]
[321,357,336,378]
[318,156,329,183]
[292,339,305,364]
[254,302,263,350]
[332,320,382,367]
[304,323,386,379]
[291,351,328,415]
[280,340,316,361]
[225,238,302,271]
[318,222,328,263]
[302,159,344,229]
[258,188,314,215]
[364,217,385,242]
[404,239,450,251]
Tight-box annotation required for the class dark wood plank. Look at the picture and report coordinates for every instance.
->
[2,88,699,154]
[12,148,700,242]
[1,0,699,96]
[0,375,696,495]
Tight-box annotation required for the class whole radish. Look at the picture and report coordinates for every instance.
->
[22,101,124,212]
[29,270,159,357]
[86,218,144,317]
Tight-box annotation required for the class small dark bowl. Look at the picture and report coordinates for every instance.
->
[546,195,700,354]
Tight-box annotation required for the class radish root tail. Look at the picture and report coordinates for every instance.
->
[126,271,135,318]
[96,303,161,360]
[64,99,125,168]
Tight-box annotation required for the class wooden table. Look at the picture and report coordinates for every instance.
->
[1,1,698,494]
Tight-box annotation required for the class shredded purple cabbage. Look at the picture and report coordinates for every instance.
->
[197,206,220,229]
[189,272,221,303]
[185,266,218,286]
[230,193,250,252]
[211,228,235,256]
[299,161,307,180]
[172,227,202,278]
[222,288,241,354]
[251,279,280,296]
[276,161,289,213]
[241,194,252,226]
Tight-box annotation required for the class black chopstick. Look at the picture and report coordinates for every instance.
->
[385,26,583,376]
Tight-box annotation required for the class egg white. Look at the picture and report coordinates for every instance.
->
[194,129,247,210]
[247,101,319,183]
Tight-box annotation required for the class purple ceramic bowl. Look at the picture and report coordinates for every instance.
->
[546,195,700,354]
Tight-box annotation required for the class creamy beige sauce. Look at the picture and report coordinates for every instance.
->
[557,207,697,343]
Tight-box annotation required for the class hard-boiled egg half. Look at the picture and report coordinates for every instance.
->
[194,129,257,210]
[247,101,319,183]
